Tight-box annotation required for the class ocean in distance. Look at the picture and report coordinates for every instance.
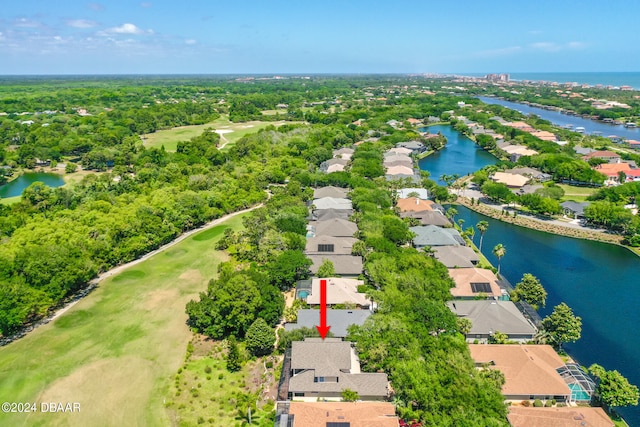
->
[461,72,640,89]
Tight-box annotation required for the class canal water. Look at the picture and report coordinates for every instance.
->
[455,206,640,426]
[0,173,65,198]
[418,125,497,185]
[479,96,640,141]
[419,125,640,425]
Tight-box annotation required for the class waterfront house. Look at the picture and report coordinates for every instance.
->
[447,300,537,343]
[313,186,350,200]
[384,159,414,169]
[431,246,479,268]
[530,130,558,142]
[284,309,371,338]
[400,210,451,227]
[507,406,613,427]
[308,255,363,278]
[288,338,389,400]
[281,402,399,427]
[468,344,572,403]
[396,140,425,154]
[447,267,504,300]
[491,172,530,188]
[410,225,465,248]
[560,201,590,219]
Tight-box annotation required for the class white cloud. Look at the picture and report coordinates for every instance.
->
[141,2,153,7]
[530,42,561,52]
[567,41,587,49]
[185,39,197,45]
[66,19,97,29]
[529,30,543,35]
[530,41,586,52]
[14,18,41,28]
[107,23,144,35]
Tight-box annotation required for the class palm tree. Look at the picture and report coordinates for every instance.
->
[446,207,458,224]
[476,221,489,252]
[493,243,506,276]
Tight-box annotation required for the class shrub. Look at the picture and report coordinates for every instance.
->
[544,400,553,407]
[265,361,274,369]
[533,399,543,407]
[521,400,530,407]
[204,366,212,374]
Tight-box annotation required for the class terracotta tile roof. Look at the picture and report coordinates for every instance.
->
[507,406,613,427]
[448,267,502,298]
[469,344,570,397]
[396,197,434,212]
[288,401,399,427]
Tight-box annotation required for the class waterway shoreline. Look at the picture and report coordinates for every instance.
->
[453,195,640,257]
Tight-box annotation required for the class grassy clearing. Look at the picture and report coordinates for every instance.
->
[165,337,280,427]
[0,195,20,205]
[558,184,598,202]
[142,115,294,152]
[0,214,248,427]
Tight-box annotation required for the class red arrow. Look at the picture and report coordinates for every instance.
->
[316,279,331,340]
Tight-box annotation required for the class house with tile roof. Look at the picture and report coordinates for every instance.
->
[306,278,370,308]
[448,267,505,299]
[447,300,537,343]
[396,197,435,212]
[410,225,465,248]
[468,344,572,402]
[308,255,363,278]
[309,218,358,238]
[281,402,399,427]
[431,246,480,268]
[507,406,613,427]
[491,172,530,188]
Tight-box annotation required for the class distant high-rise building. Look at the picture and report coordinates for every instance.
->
[485,73,510,82]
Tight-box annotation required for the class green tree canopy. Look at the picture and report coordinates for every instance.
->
[589,364,640,408]
[510,273,547,309]
[245,318,276,357]
[541,302,582,349]
[316,259,336,278]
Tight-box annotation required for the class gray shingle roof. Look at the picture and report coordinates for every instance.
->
[401,210,451,227]
[432,246,479,268]
[308,255,363,276]
[285,309,371,338]
[305,236,357,255]
[313,185,349,199]
[447,300,537,337]
[410,225,465,247]
[560,201,590,216]
[312,197,353,210]
[289,339,388,397]
[309,218,358,237]
[313,209,352,221]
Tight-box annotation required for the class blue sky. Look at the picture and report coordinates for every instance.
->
[2,0,639,75]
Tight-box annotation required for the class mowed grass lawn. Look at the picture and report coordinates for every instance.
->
[558,184,598,202]
[142,115,294,152]
[0,214,247,427]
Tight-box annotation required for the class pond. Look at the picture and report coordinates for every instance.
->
[0,173,65,199]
